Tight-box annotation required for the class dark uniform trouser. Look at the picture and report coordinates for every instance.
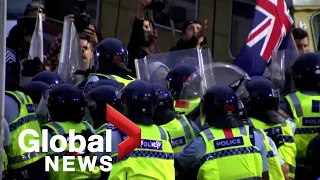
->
[295,167,308,180]
[302,135,320,180]
[5,157,49,180]
[176,168,198,180]
[174,158,199,180]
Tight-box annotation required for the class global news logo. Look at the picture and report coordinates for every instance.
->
[18,129,113,172]
[17,104,142,172]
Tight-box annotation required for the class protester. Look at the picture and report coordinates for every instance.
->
[170,19,208,51]
[45,14,102,71]
[292,28,310,54]
[127,0,160,77]
[7,1,45,61]
[24,1,46,19]
[79,33,94,70]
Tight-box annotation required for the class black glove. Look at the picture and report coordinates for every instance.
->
[21,57,45,77]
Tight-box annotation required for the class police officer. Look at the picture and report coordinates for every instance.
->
[4,48,47,179]
[83,79,123,125]
[105,80,175,180]
[152,83,178,126]
[242,76,296,180]
[152,83,199,154]
[149,62,170,85]
[282,53,320,179]
[305,134,320,179]
[33,71,64,123]
[22,81,50,109]
[85,85,121,179]
[166,65,199,121]
[41,84,101,180]
[175,85,270,180]
[86,85,122,132]
[82,38,135,93]
[2,118,11,180]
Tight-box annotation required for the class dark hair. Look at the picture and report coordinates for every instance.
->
[78,33,91,42]
[130,16,155,31]
[21,57,45,77]
[293,28,309,40]
[78,33,93,50]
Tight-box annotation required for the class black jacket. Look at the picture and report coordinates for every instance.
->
[170,38,208,51]
[127,18,149,77]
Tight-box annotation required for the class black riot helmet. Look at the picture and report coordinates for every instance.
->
[244,76,280,112]
[292,53,320,91]
[47,84,85,123]
[166,65,196,100]
[94,38,131,75]
[23,81,50,104]
[32,71,63,87]
[152,83,176,125]
[152,83,174,111]
[243,76,286,124]
[202,85,243,128]
[86,85,121,129]
[121,80,158,125]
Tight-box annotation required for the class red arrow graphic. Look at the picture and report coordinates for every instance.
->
[106,104,141,160]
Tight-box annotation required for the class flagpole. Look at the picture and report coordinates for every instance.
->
[0,0,7,179]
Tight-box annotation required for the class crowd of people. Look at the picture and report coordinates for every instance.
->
[2,0,320,180]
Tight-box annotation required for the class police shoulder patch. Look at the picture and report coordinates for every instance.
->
[87,75,100,84]
[84,76,100,93]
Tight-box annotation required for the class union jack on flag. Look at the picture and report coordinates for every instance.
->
[233,0,294,76]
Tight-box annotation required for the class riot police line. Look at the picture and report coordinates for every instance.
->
[2,34,320,180]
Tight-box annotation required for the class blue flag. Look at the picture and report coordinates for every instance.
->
[233,0,294,76]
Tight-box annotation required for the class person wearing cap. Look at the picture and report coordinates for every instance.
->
[170,19,208,51]
[24,1,46,19]
[7,1,46,61]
